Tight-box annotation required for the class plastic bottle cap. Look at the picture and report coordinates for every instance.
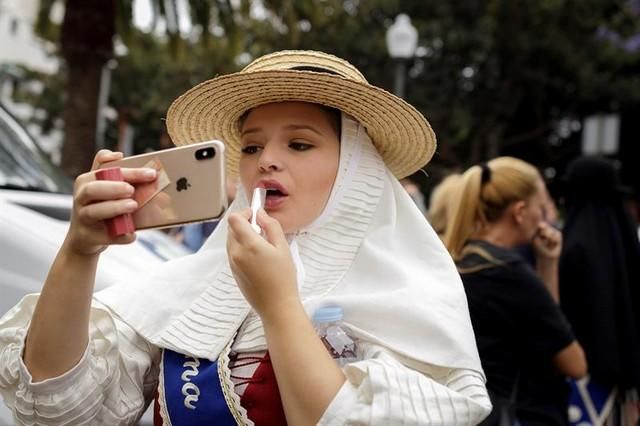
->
[313,305,343,323]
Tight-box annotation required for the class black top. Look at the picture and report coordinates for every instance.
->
[458,240,575,426]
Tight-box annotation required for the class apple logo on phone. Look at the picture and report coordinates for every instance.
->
[176,177,191,192]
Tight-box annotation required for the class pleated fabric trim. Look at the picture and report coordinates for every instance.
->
[218,340,253,425]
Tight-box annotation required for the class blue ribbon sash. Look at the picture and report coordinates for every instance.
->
[158,349,238,426]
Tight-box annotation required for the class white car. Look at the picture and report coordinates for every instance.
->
[0,193,190,314]
[0,104,189,424]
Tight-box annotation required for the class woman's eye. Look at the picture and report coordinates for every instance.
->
[241,145,261,154]
[289,141,313,151]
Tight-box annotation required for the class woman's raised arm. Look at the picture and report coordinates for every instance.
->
[23,150,157,381]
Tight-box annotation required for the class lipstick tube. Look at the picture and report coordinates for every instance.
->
[250,187,267,234]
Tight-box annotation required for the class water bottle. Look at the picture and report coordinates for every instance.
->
[313,305,358,367]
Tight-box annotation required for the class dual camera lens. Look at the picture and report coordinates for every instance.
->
[195,147,216,161]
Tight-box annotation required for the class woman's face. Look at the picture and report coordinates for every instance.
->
[520,179,549,242]
[239,102,340,234]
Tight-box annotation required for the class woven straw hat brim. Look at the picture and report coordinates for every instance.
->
[166,70,436,178]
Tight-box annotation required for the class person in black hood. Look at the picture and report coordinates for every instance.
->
[559,156,640,399]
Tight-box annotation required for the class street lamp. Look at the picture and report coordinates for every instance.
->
[95,59,118,150]
[385,14,418,98]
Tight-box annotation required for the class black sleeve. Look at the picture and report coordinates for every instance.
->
[505,262,576,359]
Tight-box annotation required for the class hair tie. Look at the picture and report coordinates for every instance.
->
[480,163,492,185]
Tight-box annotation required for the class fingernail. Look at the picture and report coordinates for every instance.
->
[143,168,157,178]
[125,184,134,194]
[125,200,138,210]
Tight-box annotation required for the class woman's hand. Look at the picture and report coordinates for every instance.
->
[65,149,157,256]
[533,221,562,261]
[226,208,299,320]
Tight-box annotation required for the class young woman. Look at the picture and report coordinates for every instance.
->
[428,172,462,238]
[444,157,587,426]
[0,51,491,425]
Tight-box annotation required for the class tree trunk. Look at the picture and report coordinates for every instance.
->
[59,0,115,178]
[60,60,104,177]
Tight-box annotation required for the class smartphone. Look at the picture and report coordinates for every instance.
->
[101,140,227,230]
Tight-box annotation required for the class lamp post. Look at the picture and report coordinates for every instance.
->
[95,59,117,150]
[385,14,418,98]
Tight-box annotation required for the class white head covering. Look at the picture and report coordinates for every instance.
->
[96,113,483,374]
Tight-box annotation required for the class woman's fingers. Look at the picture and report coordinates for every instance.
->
[75,180,134,206]
[75,167,156,205]
[228,209,287,249]
[77,198,138,224]
[91,149,123,170]
[228,209,259,245]
[538,223,560,245]
[535,222,562,260]
[257,210,288,249]
[75,165,155,195]
[120,167,157,184]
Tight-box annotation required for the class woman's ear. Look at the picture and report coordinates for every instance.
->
[511,201,527,226]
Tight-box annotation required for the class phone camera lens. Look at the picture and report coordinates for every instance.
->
[195,147,216,160]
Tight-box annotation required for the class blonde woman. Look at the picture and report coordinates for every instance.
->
[444,157,587,426]
[0,51,490,425]
[428,173,462,237]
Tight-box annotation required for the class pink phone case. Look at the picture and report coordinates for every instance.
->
[95,167,135,237]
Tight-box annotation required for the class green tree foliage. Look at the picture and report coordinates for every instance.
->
[25,0,640,181]
[33,0,260,177]
[106,31,241,153]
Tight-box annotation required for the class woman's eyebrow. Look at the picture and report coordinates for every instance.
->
[240,127,261,137]
[284,124,323,136]
[241,124,324,137]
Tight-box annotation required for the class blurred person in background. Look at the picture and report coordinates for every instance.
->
[428,173,462,238]
[445,157,587,426]
[513,182,560,267]
[559,156,640,424]
[400,176,428,216]
[626,194,640,241]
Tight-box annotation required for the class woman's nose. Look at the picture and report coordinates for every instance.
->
[257,144,282,172]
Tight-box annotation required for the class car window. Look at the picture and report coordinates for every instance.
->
[0,106,72,194]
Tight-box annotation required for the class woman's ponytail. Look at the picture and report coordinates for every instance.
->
[444,166,484,259]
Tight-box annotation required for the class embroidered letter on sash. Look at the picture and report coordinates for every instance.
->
[181,357,201,409]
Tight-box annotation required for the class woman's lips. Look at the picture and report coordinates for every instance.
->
[256,180,288,210]
[265,192,287,209]
[257,179,287,194]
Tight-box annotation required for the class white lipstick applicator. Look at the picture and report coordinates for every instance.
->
[250,187,267,234]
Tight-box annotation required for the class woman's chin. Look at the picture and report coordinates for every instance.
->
[277,218,305,235]
[267,213,294,235]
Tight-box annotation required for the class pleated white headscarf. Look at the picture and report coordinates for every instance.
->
[96,113,483,375]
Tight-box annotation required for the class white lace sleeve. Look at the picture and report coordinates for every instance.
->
[319,342,492,426]
[0,294,161,425]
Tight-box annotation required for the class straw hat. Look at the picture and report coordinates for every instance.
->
[166,50,436,178]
